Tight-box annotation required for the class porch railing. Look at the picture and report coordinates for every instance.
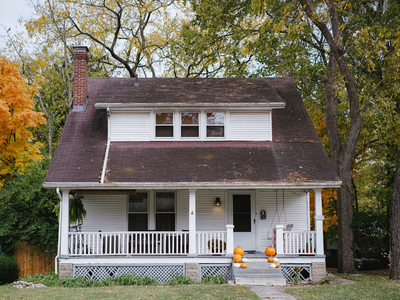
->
[68,231,189,256]
[68,230,230,256]
[283,231,316,255]
[196,231,227,255]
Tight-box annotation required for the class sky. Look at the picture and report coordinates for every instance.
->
[0,0,35,49]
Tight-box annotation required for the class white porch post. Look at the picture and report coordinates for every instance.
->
[188,189,197,256]
[226,224,234,257]
[275,225,284,256]
[314,188,325,256]
[60,189,70,256]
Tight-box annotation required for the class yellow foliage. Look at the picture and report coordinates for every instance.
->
[0,55,46,186]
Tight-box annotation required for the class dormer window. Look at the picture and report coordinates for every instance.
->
[155,112,174,137]
[153,111,228,140]
[181,112,199,138]
[207,112,224,138]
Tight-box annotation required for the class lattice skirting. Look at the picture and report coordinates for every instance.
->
[200,264,233,281]
[281,264,312,283]
[73,264,185,283]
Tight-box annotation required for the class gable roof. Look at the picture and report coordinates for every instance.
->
[44,77,340,189]
[94,77,285,107]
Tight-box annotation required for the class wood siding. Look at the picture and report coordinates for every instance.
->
[81,195,127,232]
[109,111,272,141]
[229,111,271,141]
[80,189,309,253]
[257,190,308,251]
[14,242,55,277]
[110,112,150,141]
[178,190,226,231]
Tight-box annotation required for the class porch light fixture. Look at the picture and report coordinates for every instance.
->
[215,197,221,206]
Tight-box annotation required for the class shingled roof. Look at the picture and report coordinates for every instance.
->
[94,77,286,105]
[44,77,340,188]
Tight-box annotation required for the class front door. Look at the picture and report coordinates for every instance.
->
[231,194,256,251]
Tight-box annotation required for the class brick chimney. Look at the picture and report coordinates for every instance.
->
[73,46,89,110]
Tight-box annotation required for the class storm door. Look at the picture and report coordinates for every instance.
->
[231,194,256,251]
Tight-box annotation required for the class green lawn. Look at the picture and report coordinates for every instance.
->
[286,275,400,300]
[0,285,260,300]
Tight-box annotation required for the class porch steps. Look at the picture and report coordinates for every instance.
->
[234,259,286,286]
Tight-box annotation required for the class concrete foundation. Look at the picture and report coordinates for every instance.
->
[59,263,73,279]
[312,261,326,282]
[185,262,200,283]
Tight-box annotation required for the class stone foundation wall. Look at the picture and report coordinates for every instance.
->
[185,262,199,283]
[59,263,73,279]
[312,262,326,281]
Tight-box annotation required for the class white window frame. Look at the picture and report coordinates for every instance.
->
[153,111,175,140]
[151,111,227,141]
[127,191,177,231]
[127,192,149,231]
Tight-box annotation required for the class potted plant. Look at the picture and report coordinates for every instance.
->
[306,242,312,254]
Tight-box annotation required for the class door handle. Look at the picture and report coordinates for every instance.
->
[254,219,255,224]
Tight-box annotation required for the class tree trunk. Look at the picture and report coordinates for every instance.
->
[301,0,363,273]
[390,151,400,279]
[337,170,354,273]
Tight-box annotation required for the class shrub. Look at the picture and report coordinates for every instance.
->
[24,271,159,287]
[0,253,19,284]
[202,275,228,284]
[167,274,195,285]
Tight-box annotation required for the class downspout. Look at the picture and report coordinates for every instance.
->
[101,107,111,184]
[55,188,63,275]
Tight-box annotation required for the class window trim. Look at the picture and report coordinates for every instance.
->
[152,111,227,141]
[128,192,149,231]
[127,191,176,231]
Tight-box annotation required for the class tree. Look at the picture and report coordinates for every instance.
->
[0,157,59,255]
[0,55,46,185]
[24,0,187,78]
[171,0,400,273]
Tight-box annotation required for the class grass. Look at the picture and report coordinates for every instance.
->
[286,275,400,300]
[0,284,259,300]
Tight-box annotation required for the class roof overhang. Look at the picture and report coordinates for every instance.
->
[94,102,286,110]
[44,181,342,190]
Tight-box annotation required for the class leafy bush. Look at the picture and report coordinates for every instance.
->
[0,253,19,284]
[202,275,228,284]
[167,274,195,285]
[0,158,59,255]
[24,271,158,287]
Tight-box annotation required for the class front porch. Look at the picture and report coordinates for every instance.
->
[57,188,327,282]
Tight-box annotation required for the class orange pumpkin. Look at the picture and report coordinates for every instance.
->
[234,246,245,256]
[265,247,276,256]
[267,257,275,263]
[275,263,280,268]
[240,263,247,269]
[233,254,242,263]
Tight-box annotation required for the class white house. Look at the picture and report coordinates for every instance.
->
[43,46,341,284]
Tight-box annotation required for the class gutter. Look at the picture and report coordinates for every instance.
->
[44,181,343,190]
[94,102,286,110]
[55,188,63,275]
[100,107,111,184]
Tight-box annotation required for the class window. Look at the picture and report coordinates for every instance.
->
[128,193,148,231]
[206,112,224,138]
[155,112,173,137]
[156,192,175,231]
[153,111,226,140]
[181,112,199,137]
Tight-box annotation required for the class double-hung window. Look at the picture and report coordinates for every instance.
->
[181,112,199,138]
[154,111,225,140]
[128,193,148,231]
[155,112,174,137]
[206,112,224,138]
[155,192,175,231]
